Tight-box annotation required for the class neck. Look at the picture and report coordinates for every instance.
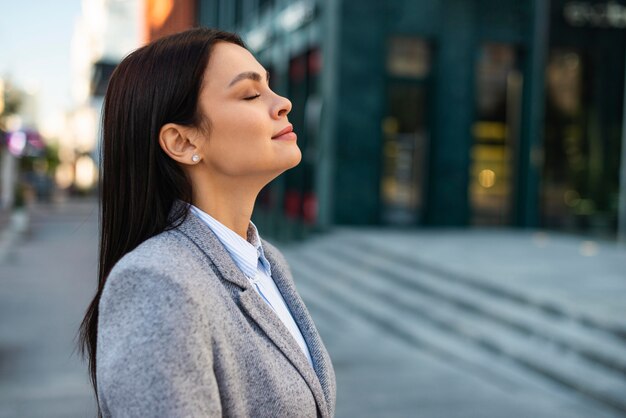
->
[190,175,262,241]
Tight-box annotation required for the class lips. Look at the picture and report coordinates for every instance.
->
[272,124,293,139]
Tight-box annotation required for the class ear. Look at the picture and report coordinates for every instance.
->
[158,123,202,165]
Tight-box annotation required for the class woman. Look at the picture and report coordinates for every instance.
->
[78,27,336,417]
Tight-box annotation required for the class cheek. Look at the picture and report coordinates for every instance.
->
[203,108,278,173]
[214,105,269,139]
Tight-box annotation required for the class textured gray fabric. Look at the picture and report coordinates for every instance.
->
[96,202,336,417]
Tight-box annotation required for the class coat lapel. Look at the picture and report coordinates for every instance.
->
[261,239,336,418]
[238,289,329,418]
[170,202,330,417]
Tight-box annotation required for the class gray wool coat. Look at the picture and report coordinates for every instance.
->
[96,202,336,417]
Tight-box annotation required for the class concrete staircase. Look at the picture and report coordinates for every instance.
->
[282,230,626,416]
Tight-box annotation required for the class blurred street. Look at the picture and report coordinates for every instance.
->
[0,199,98,417]
[1,198,626,417]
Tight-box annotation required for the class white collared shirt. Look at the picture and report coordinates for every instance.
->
[189,204,314,368]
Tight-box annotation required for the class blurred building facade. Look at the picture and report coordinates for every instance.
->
[66,0,143,192]
[145,0,196,40]
[148,0,626,241]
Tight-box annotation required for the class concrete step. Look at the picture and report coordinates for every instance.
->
[283,241,626,416]
[340,230,626,342]
[287,254,574,397]
[292,276,598,418]
[322,235,626,380]
[317,242,626,410]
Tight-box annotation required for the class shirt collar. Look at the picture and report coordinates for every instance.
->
[188,204,272,279]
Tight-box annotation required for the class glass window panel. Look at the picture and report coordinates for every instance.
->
[386,37,431,79]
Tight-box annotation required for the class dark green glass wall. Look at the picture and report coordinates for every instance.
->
[333,2,388,224]
[332,0,537,226]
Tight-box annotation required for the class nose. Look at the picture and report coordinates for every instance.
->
[273,94,292,119]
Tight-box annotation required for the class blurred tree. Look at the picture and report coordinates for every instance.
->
[0,79,23,125]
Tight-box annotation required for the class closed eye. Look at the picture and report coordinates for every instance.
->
[244,94,261,100]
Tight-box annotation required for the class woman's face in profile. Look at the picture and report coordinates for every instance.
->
[194,41,302,180]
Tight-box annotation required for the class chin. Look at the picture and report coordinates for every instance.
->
[287,149,303,168]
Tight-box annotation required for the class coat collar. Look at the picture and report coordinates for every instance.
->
[168,200,332,418]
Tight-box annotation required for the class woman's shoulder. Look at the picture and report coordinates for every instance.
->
[102,229,215,306]
[110,229,190,275]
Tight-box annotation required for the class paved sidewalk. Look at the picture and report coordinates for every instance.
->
[0,199,98,418]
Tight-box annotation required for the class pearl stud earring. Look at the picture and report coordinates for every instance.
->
[191,154,200,163]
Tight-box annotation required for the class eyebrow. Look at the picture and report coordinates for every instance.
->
[228,70,270,88]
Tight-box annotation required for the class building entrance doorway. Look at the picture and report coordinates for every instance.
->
[380,36,432,226]
[469,43,523,226]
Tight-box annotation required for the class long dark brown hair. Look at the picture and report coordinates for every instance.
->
[77,27,246,414]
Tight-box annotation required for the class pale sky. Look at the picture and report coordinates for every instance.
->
[0,0,83,133]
